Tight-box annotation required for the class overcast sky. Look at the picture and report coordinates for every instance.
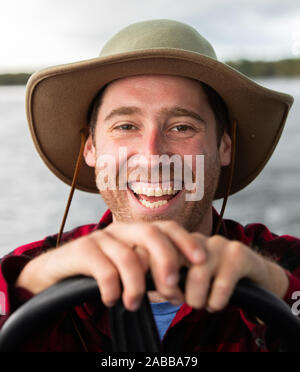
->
[1,0,300,72]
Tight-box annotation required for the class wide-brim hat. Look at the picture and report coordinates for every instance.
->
[25,19,294,200]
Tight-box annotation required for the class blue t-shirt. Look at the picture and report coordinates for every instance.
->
[150,301,182,340]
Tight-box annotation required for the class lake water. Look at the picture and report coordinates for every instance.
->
[1,78,300,257]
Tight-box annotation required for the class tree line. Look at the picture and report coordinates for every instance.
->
[226,58,300,78]
[0,73,32,85]
[0,58,300,85]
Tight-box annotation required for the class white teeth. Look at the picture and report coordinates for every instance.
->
[148,188,155,196]
[140,199,168,209]
[130,184,179,196]
[155,188,163,197]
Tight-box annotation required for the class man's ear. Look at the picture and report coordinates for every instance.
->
[219,131,231,167]
[83,135,96,167]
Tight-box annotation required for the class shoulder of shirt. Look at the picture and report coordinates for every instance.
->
[220,214,300,269]
[220,213,299,245]
[10,222,104,257]
[3,210,113,260]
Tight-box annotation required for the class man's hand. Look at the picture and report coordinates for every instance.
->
[15,220,289,312]
[181,233,289,312]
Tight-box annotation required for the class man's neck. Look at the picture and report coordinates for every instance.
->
[195,206,214,236]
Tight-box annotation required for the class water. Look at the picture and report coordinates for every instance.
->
[0,85,107,255]
[214,78,300,238]
[1,78,300,257]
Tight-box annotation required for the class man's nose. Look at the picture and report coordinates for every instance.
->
[131,127,176,182]
[142,128,167,158]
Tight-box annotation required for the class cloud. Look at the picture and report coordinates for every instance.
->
[1,0,300,71]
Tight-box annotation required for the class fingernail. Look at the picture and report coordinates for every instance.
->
[106,300,117,308]
[130,299,142,312]
[206,306,216,313]
[166,273,179,287]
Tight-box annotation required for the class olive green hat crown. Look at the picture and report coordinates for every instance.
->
[100,19,217,60]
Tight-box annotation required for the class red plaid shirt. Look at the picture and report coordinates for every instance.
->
[1,208,300,352]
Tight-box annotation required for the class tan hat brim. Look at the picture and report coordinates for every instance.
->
[25,49,293,199]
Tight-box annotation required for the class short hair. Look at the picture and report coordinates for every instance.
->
[201,82,230,146]
[87,80,230,146]
[87,84,109,141]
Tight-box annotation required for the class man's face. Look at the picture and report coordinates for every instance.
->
[84,75,231,233]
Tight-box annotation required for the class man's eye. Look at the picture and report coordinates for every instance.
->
[115,124,136,131]
[171,125,193,132]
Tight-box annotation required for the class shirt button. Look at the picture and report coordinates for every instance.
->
[255,338,265,348]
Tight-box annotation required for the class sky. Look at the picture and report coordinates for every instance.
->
[1,0,300,72]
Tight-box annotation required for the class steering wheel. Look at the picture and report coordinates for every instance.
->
[0,269,300,352]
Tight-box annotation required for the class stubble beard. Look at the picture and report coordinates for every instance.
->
[96,152,221,233]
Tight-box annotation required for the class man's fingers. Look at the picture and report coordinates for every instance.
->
[184,238,245,312]
[73,236,122,308]
[133,245,150,273]
[207,266,240,312]
[152,221,207,265]
[183,237,217,309]
[106,223,183,300]
[90,231,146,311]
[185,264,212,309]
[206,242,248,312]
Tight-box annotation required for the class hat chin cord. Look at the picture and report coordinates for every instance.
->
[214,119,237,235]
[56,128,89,248]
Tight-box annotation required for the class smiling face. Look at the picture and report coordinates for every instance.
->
[84,75,231,234]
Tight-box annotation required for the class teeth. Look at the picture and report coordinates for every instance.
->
[140,199,168,209]
[148,188,155,196]
[155,188,163,197]
[130,184,179,196]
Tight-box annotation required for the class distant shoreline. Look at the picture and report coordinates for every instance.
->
[0,58,300,85]
[0,73,32,86]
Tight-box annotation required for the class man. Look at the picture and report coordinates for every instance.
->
[1,19,300,352]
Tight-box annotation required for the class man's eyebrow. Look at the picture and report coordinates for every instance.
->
[104,106,143,121]
[103,105,206,123]
[161,106,206,123]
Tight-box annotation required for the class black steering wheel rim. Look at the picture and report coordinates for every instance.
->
[0,273,300,352]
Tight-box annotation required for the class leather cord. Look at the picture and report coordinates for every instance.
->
[56,128,89,248]
[214,119,237,235]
